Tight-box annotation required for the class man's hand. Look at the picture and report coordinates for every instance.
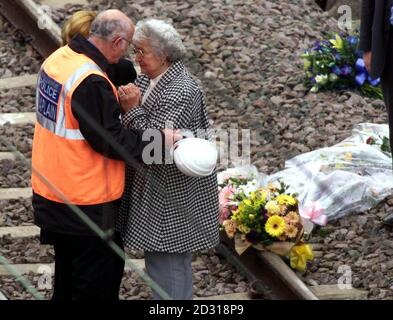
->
[363,51,372,73]
[118,84,141,113]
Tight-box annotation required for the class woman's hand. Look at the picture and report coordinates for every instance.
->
[118,83,141,113]
[162,128,182,148]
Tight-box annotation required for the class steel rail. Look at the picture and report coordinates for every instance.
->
[217,234,318,300]
[0,0,61,58]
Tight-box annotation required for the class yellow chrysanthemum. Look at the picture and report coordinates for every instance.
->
[232,203,240,217]
[265,215,286,237]
[259,189,268,198]
[252,193,266,208]
[276,194,297,206]
[285,224,299,239]
[243,199,252,206]
[265,200,281,215]
[238,224,250,234]
[252,189,268,204]
[286,211,300,224]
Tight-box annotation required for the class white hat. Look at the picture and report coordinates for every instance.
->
[171,138,218,177]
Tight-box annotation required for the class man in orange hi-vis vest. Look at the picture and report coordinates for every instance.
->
[31,9,180,300]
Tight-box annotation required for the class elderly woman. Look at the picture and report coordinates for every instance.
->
[116,19,219,300]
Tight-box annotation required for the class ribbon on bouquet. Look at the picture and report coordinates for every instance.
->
[289,244,314,272]
[300,202,327,226]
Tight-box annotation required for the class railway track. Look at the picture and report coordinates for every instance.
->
[0,0,369,301]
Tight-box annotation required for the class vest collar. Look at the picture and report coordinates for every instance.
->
[69,34,109,72]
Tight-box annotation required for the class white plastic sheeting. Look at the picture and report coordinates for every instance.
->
[266,123,393,222]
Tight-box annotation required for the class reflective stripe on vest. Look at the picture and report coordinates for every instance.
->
[36,62,103,140]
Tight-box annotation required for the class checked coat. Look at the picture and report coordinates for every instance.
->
[116,61,219,252]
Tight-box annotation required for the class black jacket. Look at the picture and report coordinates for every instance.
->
[107,58,137,87]
[359,0,393,78]
[33,34,147,238]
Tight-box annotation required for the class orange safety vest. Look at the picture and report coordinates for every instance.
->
[31,45,125,205]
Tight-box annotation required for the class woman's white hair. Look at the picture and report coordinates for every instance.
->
[133,19,186,63]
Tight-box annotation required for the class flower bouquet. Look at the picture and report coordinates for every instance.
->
[302,33,383,99]
[219,175,314,272]
[366,135,391,155]
[218,166,261,225]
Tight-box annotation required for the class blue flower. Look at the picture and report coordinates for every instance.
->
[355,58,367,86]
[355,58,365,71]
[368,76,380,86]
[332,66,341,75]
[312,41,322,51]
[335,53,341,61]
[341,65,352,76]
[355,73,367,86]
[322,40,331,47]
[354,58,381,87]
[346,36,358,47]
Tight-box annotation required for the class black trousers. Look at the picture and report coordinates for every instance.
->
[381,32,393,159]
[49,231,125,300]
[381,81,393,160]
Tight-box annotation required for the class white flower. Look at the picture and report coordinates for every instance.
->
[238,180,259,197]
[315,74,328,85]
[217,167,256,185]
[329,73,338,82]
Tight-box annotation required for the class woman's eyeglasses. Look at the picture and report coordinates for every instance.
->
[120,40,150,58]
[132,47,146,57]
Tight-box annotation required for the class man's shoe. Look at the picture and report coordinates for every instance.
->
[383,213,393,227]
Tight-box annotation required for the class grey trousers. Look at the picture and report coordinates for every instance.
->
[144,251,193,300]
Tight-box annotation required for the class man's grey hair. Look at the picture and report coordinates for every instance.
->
[133,19,186,63]
[90,13,130,41]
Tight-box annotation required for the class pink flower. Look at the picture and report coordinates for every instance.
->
[219,185,235,207]
[219,186,235,224]
[219,208,230,225]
